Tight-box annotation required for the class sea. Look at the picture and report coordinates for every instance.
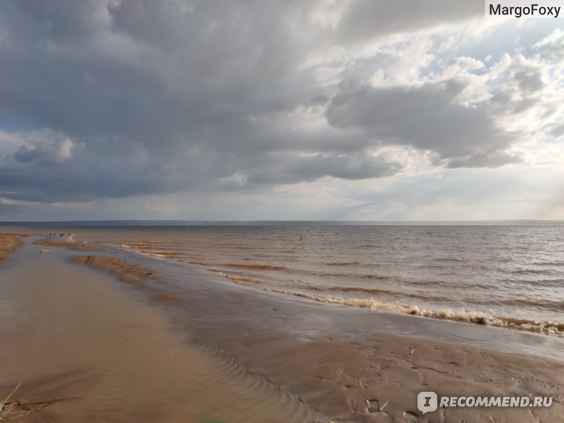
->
[5,222,564,336]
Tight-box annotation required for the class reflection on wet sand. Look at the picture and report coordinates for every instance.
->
[0,244,317,423]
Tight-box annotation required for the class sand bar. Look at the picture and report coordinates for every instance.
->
[0,233,26,261]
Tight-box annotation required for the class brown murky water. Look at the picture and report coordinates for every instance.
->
[22,224,564,336]
[0,245,316,422]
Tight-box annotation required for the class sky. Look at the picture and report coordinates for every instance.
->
[1,0,564,221]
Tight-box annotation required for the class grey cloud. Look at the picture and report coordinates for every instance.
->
[14,137,75,165]
[514,69,543,93]
[550,123,564,137]
[243,150,401,185]
[0,0,330,203]
[447,151,520,168]
[0,142,237,202]
[304,94,331,108]
[0,0,536,210]
[487,56,549,116]
[336,0,482,43]
[489,92,538,115]
[325,81,519,167]
[0,1,314,142]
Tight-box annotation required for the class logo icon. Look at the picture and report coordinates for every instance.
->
[417,391,438,414]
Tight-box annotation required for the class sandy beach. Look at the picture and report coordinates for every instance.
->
[1,235,563,422]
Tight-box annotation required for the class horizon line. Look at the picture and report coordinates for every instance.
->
[2,219,564,225]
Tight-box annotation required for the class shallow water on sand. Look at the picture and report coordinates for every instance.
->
[0,244,316,423]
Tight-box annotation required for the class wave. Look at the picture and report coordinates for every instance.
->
[498,278,564,287]
[420,263,489,271]
[210,275,563,337]
[325,261,361,266]
[121,241,163,246]
[320,285,450,302]
[511,268,556,275]
[224,262,288,271]
[280,291,564,337]
[282,269,396,280]
[432,257,466,263]
[138,250,180,258]
[208,269,253,282]
[495,298,564,312]
[209,274,563,336]
[531,261,564,266]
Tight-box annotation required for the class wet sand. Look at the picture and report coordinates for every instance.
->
[0,240,317,423]
[1,237,563,422]
[73,251,564,422]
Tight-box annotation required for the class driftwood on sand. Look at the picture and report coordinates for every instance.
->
[0,384,79,421]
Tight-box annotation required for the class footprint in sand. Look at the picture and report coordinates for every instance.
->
[403,410,419,422]
[366,398,380,412]
[363,399,392,423]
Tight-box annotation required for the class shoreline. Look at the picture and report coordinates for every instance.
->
[74,245,564,361]
[2,234,564,421]
[220,276,564,337]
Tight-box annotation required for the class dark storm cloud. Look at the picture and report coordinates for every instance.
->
[326,81,520,167]
[0,0,518,206]
[0,158,168,202]
[242,150,401,185]
[0,0,319,142]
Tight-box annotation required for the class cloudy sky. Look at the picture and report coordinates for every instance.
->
[1,0,564,221]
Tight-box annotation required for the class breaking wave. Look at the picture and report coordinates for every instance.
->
[279,291,564,337]
[217,275,563,337]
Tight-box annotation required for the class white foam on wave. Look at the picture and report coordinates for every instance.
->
[282,291,564,337]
